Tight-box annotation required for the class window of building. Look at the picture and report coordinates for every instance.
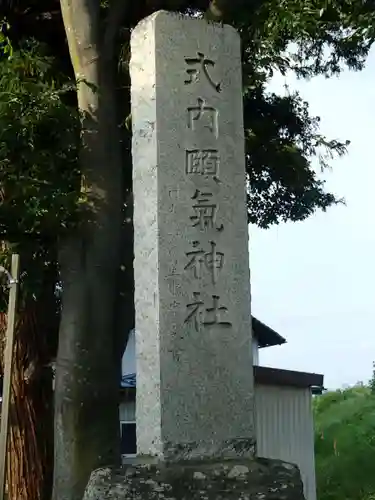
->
[120,421,136,457]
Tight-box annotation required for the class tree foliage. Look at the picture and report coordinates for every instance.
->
[369,362,375,395]
[2,0,373,234]
[0,39,79,245]
[314,384,375,500]
[1,1,375,499]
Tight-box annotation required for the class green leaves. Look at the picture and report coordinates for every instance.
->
[0,41,80,244]
[314,385,375,500]
[235,0,375,78]
[221,0,370,226]
[2,0,375,233]
[244,83,348,227]
[0,19,12,59]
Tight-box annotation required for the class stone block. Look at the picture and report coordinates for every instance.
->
[83,458,305,500]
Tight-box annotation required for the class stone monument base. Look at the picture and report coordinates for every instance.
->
[83,457,305,500]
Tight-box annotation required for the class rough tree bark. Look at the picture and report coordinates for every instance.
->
[0,255,58,500]
[53,1,130,500]
[1,312,54,500]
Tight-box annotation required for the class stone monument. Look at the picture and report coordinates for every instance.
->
[131,9,254,462]
[83,11,305,500]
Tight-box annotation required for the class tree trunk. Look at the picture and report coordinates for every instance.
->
[53,2,125,499]
[0,256,57,500]
[1,312,54,500]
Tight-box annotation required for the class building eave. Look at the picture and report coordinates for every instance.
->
[254,365,324,392]
[252,317,286,348]
[120,366,324,394]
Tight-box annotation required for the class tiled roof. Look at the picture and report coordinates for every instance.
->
[120,368,324,393]
[121,373,136,388]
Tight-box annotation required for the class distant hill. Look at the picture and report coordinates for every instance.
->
[314,384,375,500]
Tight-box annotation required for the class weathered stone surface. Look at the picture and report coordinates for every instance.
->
[83,458,305,500]
[130,10,254,462]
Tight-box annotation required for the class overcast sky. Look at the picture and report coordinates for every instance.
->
[251,47,375,390]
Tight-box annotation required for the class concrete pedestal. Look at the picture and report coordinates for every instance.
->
[83,458,305,500]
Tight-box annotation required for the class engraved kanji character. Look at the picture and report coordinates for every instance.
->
[165,264,182,295]
[184,291,204,331]
[187,98,219,138]
[185,292,232,331]
[184,241,204,279]
[184,241,224,284]
[190,189,224,232]
[203,295,232,327]
[184,52,222,92]
[186,149,220,182]
[203,241,224,284]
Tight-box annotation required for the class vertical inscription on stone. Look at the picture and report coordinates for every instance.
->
[184,240,224,284]
[184,51,222,92]
[183,47,229,327]
[190,190,224,232]
[185,292,232,331]
[131,11,254,463]
[185,149,220,181]
[187,98,219,138]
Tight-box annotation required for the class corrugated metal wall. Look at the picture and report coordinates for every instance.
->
[119,383,317,500]
[255,384,317,500]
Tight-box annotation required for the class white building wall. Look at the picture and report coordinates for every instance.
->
[122,329,136,376]
[119,400,135,422]
[255,384,317,500]
[252,340,259,365]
